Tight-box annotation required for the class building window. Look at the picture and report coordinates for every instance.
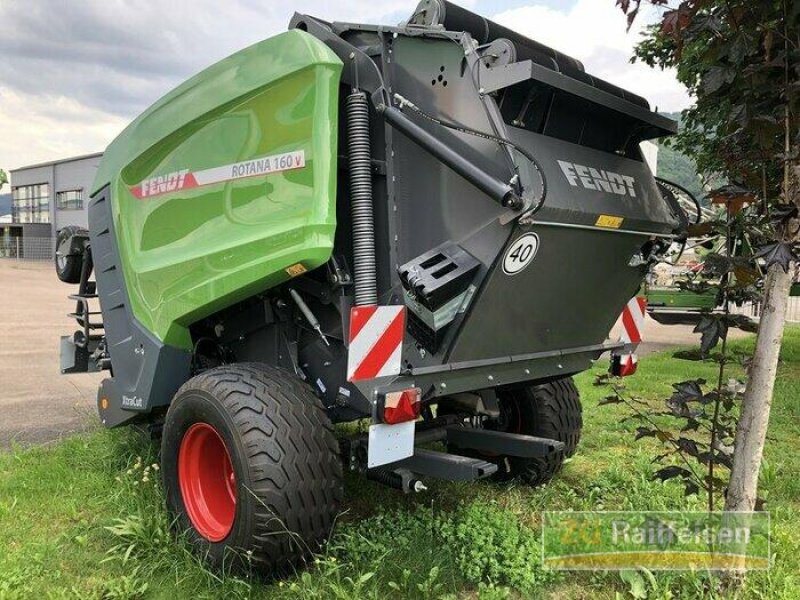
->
[11,183,50,224]
[56,190,83,211]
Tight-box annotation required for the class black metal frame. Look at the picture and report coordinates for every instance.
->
[351,415,566,490]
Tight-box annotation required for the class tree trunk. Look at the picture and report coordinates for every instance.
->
[724,262,794,512]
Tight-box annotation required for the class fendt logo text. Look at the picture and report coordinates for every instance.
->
[138,170,190,199]
[558,160,637,198]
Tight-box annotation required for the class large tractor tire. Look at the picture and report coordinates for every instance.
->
[161,363,343,573]
[441,377,582,486]
[54,225,86,284]
[497,377,582,486]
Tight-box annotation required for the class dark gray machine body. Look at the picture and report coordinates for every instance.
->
[290,1,684,411]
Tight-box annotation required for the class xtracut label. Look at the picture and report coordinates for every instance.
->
[130,150,305,199]
[557,160,637,198]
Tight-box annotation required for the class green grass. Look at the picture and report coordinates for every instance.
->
[1,328,799,599]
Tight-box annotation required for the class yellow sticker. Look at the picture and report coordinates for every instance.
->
[595,215,624,229]
[285,263,307,277]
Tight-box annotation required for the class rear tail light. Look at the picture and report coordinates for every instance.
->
[382,388,421,424]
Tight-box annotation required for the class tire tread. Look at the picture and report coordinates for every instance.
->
[503,377,582,486]
[165,363,342,572]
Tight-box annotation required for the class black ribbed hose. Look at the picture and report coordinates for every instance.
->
[345,92,378,306]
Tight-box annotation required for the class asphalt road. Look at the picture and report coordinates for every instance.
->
[0,260,746,449]
[1,260,102,447]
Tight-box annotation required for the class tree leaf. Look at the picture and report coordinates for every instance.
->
[694,316,728,355]
[672,379,706,402]
[755,241,797,272]
[635,427,658,441]
[681,418,701,432]
[702,66,733,94]
[677,437,701,457]
[769,204,799,225]
[599,394,625,406]
[728,32,751,64]
[654,465,692,482]
[656,430,674,443]
[726,313,759,333]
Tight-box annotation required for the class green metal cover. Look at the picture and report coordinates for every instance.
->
[646,287,718,310]
[92,30,343,349]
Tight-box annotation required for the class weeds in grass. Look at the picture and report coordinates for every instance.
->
[103,452,172,567]
[101,566,150,599]
[334,499,558,596]
[276,557,380,599]
[1,332,798,598]
[99,434,256,599]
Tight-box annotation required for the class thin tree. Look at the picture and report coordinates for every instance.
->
[616,0,799,515]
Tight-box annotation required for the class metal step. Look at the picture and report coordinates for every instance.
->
[445,426,564,458]
[67,293,104,336]
[67,311,104,329]
[413,421,564,458]
[394,447,498,481]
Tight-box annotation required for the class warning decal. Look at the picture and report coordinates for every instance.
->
[347,305,406,382]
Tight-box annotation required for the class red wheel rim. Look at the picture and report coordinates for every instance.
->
[178,423,237,542]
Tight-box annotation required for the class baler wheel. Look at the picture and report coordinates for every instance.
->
[497,377,582,486]
[54,225,84,284]
[442,377,582,486]
[161,363,343,572]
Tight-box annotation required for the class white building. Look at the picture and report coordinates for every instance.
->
[2,153,101,258]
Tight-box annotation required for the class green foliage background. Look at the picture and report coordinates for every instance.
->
[656,112,709,203]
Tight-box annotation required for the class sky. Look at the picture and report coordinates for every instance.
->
[0,0,691,193]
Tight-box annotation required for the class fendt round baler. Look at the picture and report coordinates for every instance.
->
[57,0,688,572]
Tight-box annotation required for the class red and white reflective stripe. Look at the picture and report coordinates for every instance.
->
[129,150,305,199]
[620,296,647,346]
[611,296,646,377]
[615,353,638,377]
[347,305,406,382]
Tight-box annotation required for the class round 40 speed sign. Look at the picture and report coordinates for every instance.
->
[502,233,540,276]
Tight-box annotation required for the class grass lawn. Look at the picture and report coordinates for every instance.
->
[1,328,798,599]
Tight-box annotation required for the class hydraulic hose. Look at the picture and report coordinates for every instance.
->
[345,92,378,306]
